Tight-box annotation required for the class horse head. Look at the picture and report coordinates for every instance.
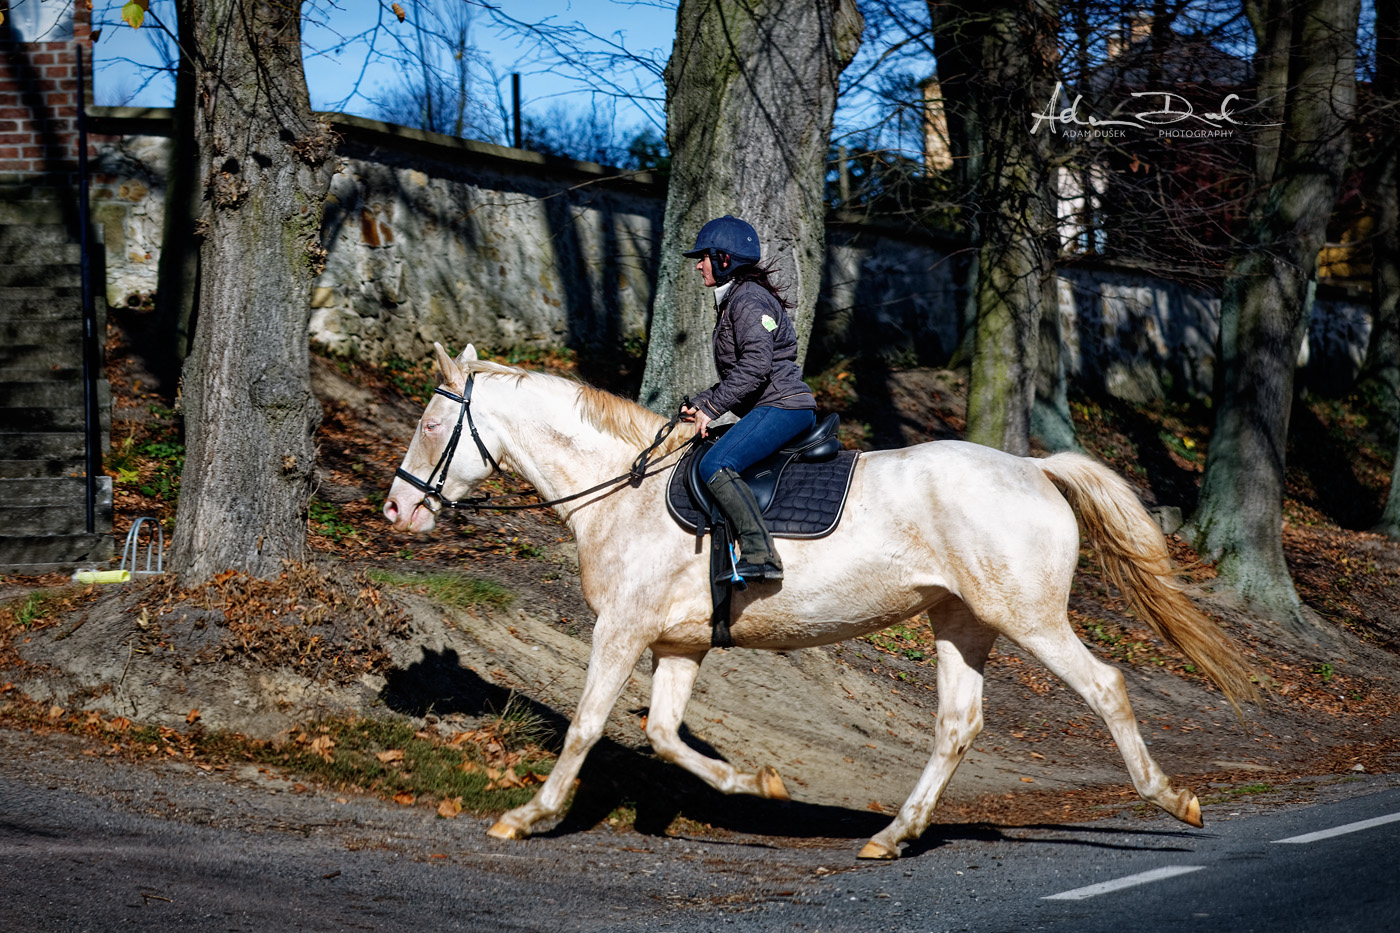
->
[383,341,502,534]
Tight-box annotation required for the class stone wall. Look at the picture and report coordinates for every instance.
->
[87,111,666,363]
[313,117,665,362]
[84,108,1374,402]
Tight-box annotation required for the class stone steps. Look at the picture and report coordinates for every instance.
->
[0,244,82,266]
[0,393,109,437]
[0,197,114,574]
[0,290,87,320]
[0,222,71,249]
[0,262,81,287]
[0,322,86,373]
[0,531,115,575]
[0,201,70,225]
[0,431,86,460]
[0,477,114,534]
[0,459,87,479]
[0,380,85,408]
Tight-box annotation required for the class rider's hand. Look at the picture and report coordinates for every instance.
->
[681,405,711,438]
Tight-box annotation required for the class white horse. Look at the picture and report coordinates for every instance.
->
[383,343,1256,859]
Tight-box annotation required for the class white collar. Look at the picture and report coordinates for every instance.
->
[713,280,734,308]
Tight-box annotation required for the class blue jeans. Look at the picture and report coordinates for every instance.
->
[700,406,817,482]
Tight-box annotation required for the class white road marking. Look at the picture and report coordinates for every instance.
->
[1042,865,1206,900]
[1272,812,1400,845]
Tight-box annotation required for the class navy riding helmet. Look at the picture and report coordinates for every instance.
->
[684,215,760,284]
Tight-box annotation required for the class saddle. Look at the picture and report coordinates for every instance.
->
[666,413,860,651]
[666,413,859,539]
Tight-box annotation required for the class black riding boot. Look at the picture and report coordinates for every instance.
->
[706,467,784,581]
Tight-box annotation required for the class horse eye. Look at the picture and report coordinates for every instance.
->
[423,420,441,433]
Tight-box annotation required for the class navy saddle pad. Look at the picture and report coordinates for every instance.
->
[666,413,860,539]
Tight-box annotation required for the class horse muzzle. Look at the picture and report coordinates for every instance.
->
[383,484,439,534]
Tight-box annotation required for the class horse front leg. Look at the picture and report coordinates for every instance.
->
[860,608,998,859]
[487,623,648,840]
[645,651,790,800]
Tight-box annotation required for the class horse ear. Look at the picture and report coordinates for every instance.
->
[434,342,463,387]
[457,344,479,364]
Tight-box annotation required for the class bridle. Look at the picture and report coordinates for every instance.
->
[393,373,499,512]
[394,372,692,514]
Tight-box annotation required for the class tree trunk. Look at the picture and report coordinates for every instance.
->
[1031,273,1082,453]
[1372,157,1400,537]
[153,0,199,382]
[638,0,863,414]
[931,0,1061,455]
[1186,0,1359,631]
[168,0,336,584]
[1364,0,1400,536]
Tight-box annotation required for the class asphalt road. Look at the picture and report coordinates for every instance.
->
[2,728,1398,932]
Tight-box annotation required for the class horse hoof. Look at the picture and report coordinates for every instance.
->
[486,820,526,840]
[758,766,790,801]
[857,840,899,860]
[1181,793,1203,828]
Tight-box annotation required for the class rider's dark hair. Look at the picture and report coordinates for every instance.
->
[729,260,793,309]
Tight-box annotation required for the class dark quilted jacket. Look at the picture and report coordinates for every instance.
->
[690,280,816,419]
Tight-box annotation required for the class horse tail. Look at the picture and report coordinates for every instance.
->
[1036,452,1259,718]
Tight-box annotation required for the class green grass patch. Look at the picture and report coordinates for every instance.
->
[11,592,57,629]
[859,621,937,664]
[0,586,88,632]
[1201,782,1276,805]
[308,499,360,543]
[106,431,186,501]
[367,569,515,609]
[0,696,555,818]
[380,355,438,404]
[268,717,552,813]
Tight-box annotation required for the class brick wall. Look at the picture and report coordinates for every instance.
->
[0,2,93,180]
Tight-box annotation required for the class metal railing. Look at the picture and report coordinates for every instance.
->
[76,44,98,535]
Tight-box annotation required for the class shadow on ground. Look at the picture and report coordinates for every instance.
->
[381,646,895,844]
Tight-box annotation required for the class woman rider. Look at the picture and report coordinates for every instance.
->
[679,215,817,582]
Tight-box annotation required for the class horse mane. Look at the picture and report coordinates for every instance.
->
[576,384,681,449]
[462,357,693,453]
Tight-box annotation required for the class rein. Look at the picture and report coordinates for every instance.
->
[395,374,694,514]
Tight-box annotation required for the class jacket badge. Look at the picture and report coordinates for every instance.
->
[760,314,778,332]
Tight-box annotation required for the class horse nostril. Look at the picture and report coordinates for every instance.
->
[384,499,399,521]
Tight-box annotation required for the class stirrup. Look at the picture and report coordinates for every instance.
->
[723,542,748,590]
[730,541,782,583]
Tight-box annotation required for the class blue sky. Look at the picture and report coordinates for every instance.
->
[91,0,676,135]
[88,0,939,161]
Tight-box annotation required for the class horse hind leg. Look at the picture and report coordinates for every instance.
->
[1012,622,1202,828]
[860,609,998,860]
[645,651,790,800]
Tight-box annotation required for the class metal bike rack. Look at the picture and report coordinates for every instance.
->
[119,516,165,578]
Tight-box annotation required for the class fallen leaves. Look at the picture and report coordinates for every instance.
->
[133,562,412,686]
[309,734,336,762]
[483,766,541,791]
[438,796,463,819]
